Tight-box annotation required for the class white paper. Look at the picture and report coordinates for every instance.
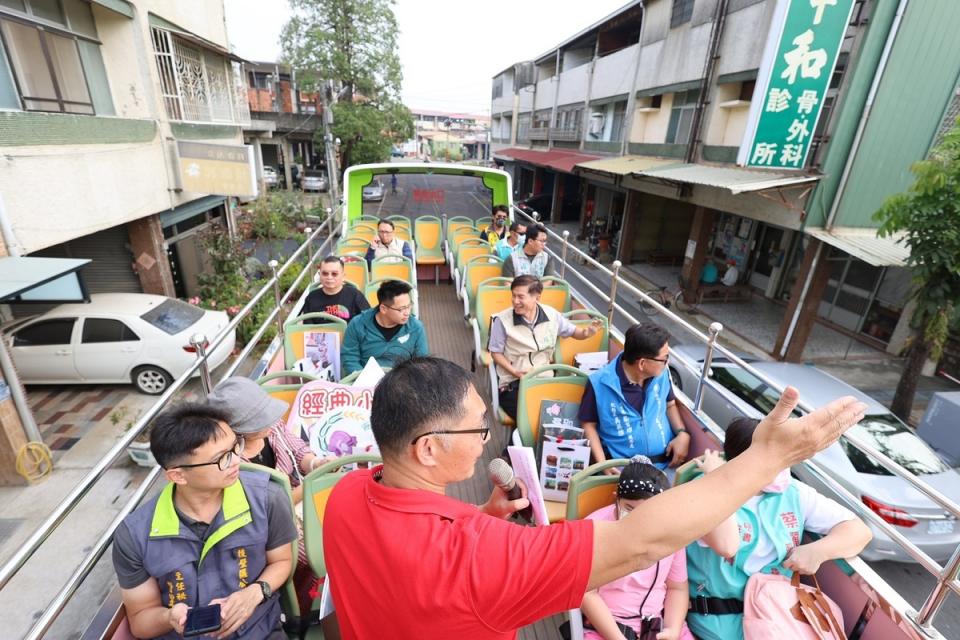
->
[507,446,550,526]
[353,357,386,387]
[574,351,608,373]
[685,239,697,260]
[318,576,335,618]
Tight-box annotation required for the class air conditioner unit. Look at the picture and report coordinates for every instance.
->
[588,112,605,137]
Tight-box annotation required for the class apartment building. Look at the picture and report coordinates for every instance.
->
[409,108,490,161]
[243,60,324,191]
[492,0,960,367]
[0,0,254,302]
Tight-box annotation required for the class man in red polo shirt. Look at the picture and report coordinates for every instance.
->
[323,357,866,639]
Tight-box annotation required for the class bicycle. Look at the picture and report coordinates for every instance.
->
[638,277,697,315]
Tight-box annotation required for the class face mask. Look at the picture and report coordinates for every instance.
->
[618,506,632,521]
[762,469,791,493]
[494,218,505,227]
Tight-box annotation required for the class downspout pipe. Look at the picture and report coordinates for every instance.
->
[0,192,22,257]
[825,0,909,230]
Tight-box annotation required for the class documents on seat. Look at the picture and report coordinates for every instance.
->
[507,446,549,526]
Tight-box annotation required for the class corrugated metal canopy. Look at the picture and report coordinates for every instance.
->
[805,227,910,267]
[634,163,820,194]
[494,148,600,174]
[575,155,679,176]
[0,257,90,302]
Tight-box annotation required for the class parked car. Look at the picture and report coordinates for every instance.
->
[391,146,404,158]
[362,179,384,201]
[4,294,235,395]
[262,166,279,189]
[670,344,960,563]
[301,169,328,192]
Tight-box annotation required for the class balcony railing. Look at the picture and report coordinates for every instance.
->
[550,126,580,142]
[529,127,549,141]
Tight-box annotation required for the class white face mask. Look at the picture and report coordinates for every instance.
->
[762,468,791,493]
[618,506,632,521]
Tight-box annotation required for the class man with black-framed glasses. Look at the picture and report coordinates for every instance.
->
[111,404,296,639]
[323,356,867,638]
[580,323,690,475]
[341,278,429,376]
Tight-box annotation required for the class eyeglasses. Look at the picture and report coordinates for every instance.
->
[385,303,413,312]
[170,436,244,471]
[319,270,343,277]
[410,427,491,445]
[646,354,670,364]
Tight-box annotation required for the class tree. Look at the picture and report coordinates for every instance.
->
[281,0,413,168]
[874,119,960,421]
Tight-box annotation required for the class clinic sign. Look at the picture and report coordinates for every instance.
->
[738,0,856,169]
[177,141,257,197]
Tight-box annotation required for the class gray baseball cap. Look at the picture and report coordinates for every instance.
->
[206,377,288,435]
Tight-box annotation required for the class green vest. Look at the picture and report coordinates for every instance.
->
[685,482,804,640]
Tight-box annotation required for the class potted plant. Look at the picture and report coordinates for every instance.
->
[112,406,155,467]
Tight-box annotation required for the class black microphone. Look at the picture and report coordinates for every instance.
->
[487,458,534,522]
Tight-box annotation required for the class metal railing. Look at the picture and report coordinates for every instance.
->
[1,210,339,639]
[512,205,959,633]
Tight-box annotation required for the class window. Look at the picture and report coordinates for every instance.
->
[665,89,699,144]
[671,0,695,28]
[840,415,949,476]
[1,16,95,113]
[710,367,801,418]
[738,80,756,102]
[13,318,75,346]
[140,299,204,335]
[649,94,662,109]
[151,27,249,124]
[492,75,503,99]
[81,318,140,343]
[609,100,627,142]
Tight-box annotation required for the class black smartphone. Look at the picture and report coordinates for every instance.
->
[183,603,222,637]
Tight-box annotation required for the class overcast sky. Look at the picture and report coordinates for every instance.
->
[224,0,629,115]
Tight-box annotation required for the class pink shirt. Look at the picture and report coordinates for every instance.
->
[585,504,692,636]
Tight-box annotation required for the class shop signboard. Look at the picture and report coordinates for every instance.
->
[738,0,856,170]
[177,141,257,197]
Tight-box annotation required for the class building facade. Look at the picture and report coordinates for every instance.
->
[408,108,490,162]
[491,0,960,366]
[0,0,252,302]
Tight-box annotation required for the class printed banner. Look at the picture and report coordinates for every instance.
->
[739,0,856,169]
[292,331,341,382]
[286,380,378,459]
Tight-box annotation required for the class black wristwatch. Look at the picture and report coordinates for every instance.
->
[255,580,272,603]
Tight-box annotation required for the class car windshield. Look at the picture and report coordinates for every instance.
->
[140,299,204,335]
[841,414,950,476]
[305,170,322,177]
[710,366,803,418]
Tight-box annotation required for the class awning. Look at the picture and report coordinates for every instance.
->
[494,148,600,174]
[91,0,133,18]
[160,195,227,229]
[575,155,679,177]
[633,163,820,194]
[805,227,910,267]
[0,257,90,303]
[148,14,247,63]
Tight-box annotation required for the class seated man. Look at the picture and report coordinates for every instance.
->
[365,218,413,265]
[489,275,601,420]
[502,223,556,280]
[495,221,526,261]
[341,279,429,375]
[579,323,690,472]
[722,259,739,286]
[479,204,509,247]
[300,255,369,323]
[111,404,295,639]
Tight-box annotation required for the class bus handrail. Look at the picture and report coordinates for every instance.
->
[0,212,337,593]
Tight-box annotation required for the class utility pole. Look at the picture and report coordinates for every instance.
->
[320,80,341,208]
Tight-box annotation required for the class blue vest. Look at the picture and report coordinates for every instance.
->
[685,482,804,640]
[589,355,672,468]
[121,470,281,639]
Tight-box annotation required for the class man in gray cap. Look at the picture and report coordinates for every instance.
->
[207,376,330,504]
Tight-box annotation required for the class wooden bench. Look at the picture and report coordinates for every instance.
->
[647,251,684,266]
[697,283,752,304]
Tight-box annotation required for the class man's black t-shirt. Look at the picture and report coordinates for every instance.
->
[301,284,369,323]
[375,317,403,342]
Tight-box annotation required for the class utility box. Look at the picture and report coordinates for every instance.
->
[918,391,960,466]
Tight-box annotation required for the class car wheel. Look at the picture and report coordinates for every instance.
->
[133,365,172,395]
[669,367,682,392]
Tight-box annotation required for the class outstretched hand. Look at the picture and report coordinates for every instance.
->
[751,386,866,468]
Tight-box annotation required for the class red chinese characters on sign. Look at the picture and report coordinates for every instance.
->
[413,189,444,204]
[299,387,374,417]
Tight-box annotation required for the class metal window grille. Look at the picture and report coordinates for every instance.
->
[670,0,695,28]
[150,26,249,125]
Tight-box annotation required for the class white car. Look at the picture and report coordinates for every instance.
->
[301,170,328,192]
[4,294,235,395]
[262,166,279,188]
[362,179,384,201]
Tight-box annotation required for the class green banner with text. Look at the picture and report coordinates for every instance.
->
[740,0,856,170]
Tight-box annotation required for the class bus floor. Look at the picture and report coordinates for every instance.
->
[418,282,564,640]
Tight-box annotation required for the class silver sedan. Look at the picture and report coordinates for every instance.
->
[670,344,960,563]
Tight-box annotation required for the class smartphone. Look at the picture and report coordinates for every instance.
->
[183,603,221,637]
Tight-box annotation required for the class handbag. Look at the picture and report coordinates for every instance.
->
[742,572,846,640]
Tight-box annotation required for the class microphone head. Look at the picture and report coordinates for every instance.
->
[487,458,515,488]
